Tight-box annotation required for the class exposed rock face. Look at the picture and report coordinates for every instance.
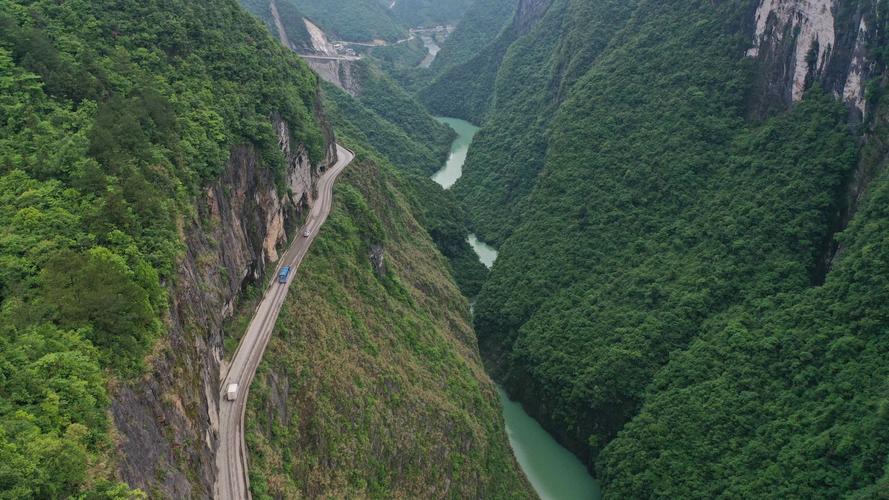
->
[303,18,338,56]
[746,0,877,117]
[513,0,552,34]
[843,17,869,113]
[266,10,360,95]
[111,114,333,498]
[369,243,386,277]
[305,57,360,95]
[269,0,291,50]
[744,1,889,274]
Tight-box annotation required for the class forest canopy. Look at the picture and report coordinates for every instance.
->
[0,0,324,495]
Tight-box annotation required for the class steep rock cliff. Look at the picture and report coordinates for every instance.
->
[111,114,334,498]
[746,0,881,118]
[448,0,885,487]
[240,148,533,498]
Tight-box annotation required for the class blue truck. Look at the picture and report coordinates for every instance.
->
[278,266,291,284]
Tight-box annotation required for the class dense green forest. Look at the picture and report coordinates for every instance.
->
[321,80,487,297]
[428,0,517,74]
[452,0,638,244]
[282,0,405,41]
[0,0,325,495]
[237,0,488,300]
[435,0,889,495]
[348,60,455,171]
[599,147,889,497]
[419,20,519,124]
[240,0,314,50]
[387,0,474,27]
[281,0,477,42]
[7,0,889,495]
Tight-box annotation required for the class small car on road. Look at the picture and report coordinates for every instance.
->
[226,383,239,401]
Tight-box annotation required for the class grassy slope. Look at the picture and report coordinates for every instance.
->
[322,78,487,297]
[243,147,532,498]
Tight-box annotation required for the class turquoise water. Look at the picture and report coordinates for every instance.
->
[499,387,602,500]
[431,117,479,189]
[434,116,601,499]
[467,234,498,269]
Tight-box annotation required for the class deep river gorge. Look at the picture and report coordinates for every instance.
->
[432,116,601,500]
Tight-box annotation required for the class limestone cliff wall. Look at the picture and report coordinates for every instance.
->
[110,112,334,498]
[746,0,879,118]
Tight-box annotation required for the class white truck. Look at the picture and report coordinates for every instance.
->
[226,383,239,401]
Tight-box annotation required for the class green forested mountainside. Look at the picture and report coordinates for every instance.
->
[350,60,455,169]
[240,148,529,498]
[387,0,474,27]
[238,0,487,294]
[321,82,487,296]
[452,0,637,244]
[0,0,323,495]
[419,18,519,124]
[429,0,517,74]
[465,0,888,494]
[322,81,445,175]
[240,0,314,50]
[285,0,405,41]
[600,164,889,497]
[599,88,889,498]
[368,36,429,73]
[249,0,475,44]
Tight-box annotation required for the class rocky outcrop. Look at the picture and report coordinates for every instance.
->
[304,57,360,95]
[746,0,879,118]
[513,0,552,34]
[269,0,292,50]
[266,9,361,95]
[743,1,889,275]
[111,113,333,498]
[303,18,338,56]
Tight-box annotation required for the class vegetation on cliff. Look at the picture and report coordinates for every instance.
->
[388,0,474,28]
[279,0,405,42]
[429,0,518,74]
[240,0,314,50]
[321,77,487,297]
[430,0,889,495]
[239,145,530,498]
[0,0,324,495]
[451,0,638,244]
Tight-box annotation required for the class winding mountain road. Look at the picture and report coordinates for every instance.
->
[215,144,354,500]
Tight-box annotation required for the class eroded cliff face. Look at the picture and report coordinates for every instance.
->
[745,0,889,274]
[514,0,552,34]
[746,0,878,117]
[111,114,334,498]
[268,8,361,95]
[305,58,360,95]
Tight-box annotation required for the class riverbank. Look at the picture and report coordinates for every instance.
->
[431,116,602,500]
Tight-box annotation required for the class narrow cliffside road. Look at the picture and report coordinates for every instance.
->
[215,144,354,500]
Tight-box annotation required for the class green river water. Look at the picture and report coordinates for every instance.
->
[432,117,602,500]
